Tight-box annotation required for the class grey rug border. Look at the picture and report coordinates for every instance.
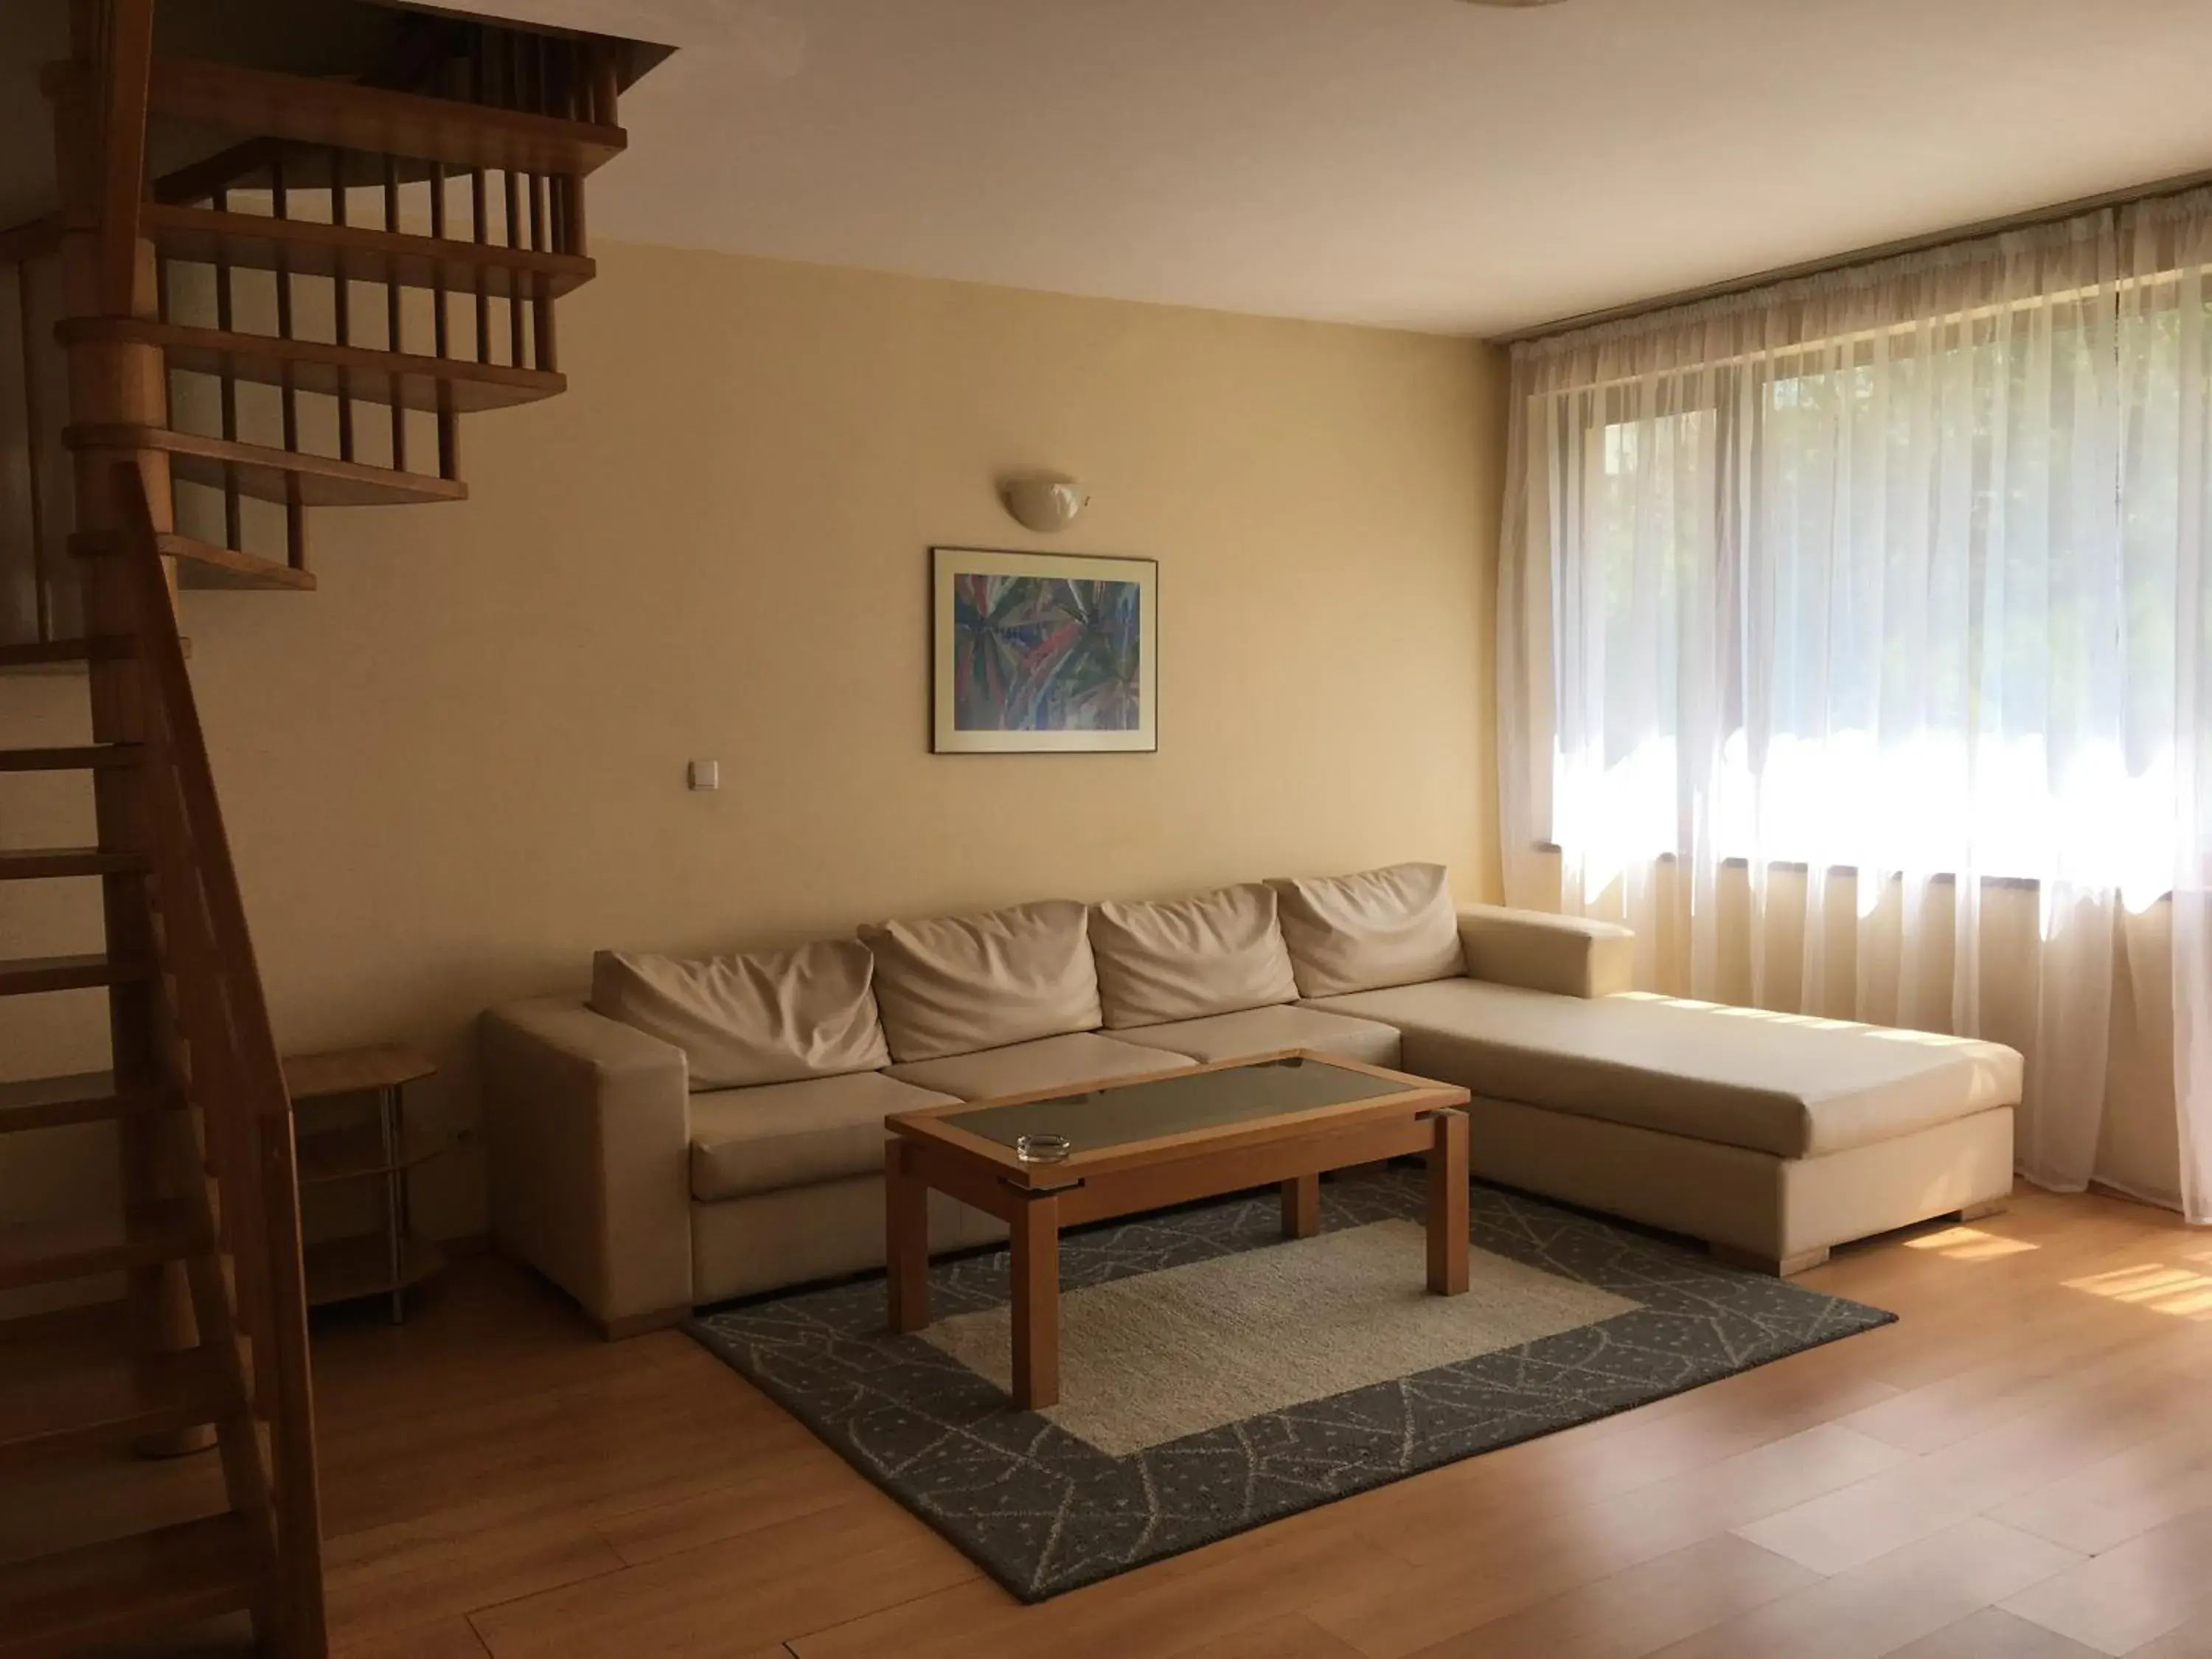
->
[686,1175,1897,1604]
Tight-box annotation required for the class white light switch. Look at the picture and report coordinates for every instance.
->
[688,759,720,792]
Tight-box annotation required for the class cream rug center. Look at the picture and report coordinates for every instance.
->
[920,1219,1641,1456]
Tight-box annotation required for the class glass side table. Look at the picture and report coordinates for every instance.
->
[282,1045,445,1324]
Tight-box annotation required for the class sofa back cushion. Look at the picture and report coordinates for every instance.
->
[1267,862,1465,998]
[590,938,891,1091]
[1089,883,1298,1029]
[860,900,1102,1062]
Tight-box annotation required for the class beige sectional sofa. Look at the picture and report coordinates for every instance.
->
[481,863,2020,1337]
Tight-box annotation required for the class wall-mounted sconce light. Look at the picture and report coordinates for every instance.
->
[1000,473,1091,533]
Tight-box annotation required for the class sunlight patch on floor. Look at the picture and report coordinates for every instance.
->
[2063,1263,2212,1319]
[1902,1226,2038,1262]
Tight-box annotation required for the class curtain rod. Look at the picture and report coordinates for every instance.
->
[1495,161,2212,346]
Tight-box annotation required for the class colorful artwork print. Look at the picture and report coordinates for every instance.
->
[931,549,1158,754]
[952,574,1141,733]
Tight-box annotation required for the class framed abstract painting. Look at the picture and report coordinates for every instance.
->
[931,547,1158,754]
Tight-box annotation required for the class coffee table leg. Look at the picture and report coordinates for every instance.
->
[1427,1107,1469,1295]
[1281,1172,1321,1239]
[1010,1192,1061,1410]
[886,1141,929,1333]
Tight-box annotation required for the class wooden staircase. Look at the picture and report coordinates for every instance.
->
[0,2,640,1653]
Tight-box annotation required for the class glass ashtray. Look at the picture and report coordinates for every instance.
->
[1014,1133,1073,1164]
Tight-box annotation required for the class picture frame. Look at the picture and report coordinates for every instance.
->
[931,546,1159,754]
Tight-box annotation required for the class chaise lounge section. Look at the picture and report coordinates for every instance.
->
[481,864,2019,1336]
[1312,906,2018,1276]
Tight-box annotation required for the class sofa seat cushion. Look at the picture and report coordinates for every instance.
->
[1090,883,1298,1028]
[1304,979,2023,1159]
[884,1032,1196,1102]
[1114,1004,1402,1068]
[689,1071,960,1203]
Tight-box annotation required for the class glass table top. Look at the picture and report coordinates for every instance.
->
[936,1055,1420,1158]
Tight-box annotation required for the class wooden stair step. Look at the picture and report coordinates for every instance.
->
[0,847,150,880]
[0,638,130,670]
[0,743,142,772]
[72,530,316,593]
[0,1072,176,1134]
[47,55,627,176]
[172,543,316,591]
[64,318,567,414]
[65,425,467,509]
[0,637,183,668]
[0,1200,206,1293]
[0,1346,234,1467]
[0,955,152,997]
[145,202,597,300]
[0,1512,257,1659]
[167,535,317,592]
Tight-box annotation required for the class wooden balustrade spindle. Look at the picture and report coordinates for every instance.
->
[270,152,307,570]
[566,164,589,259]
[329,145,354,462]
[471,38,491,364]
[17,265,52,643]
[429,159,458,480]
[504,170,524,365]
[527,172,550,369]
[383,154,406,472]
[590,39,619,125]
[532,273,558,374]
[212,186,242,548]
[529,172,556,372]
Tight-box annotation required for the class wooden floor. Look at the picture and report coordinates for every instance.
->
[15,1183,2212,1658]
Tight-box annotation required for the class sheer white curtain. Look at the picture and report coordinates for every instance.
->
[1498,193,2212,1220]
[2121,195,2212,1222]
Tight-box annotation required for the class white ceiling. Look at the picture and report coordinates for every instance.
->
[476,0,2212,337]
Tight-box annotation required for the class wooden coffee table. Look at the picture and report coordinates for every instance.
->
[883,1049,1472,1410]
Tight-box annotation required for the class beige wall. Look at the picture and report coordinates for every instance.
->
[1,241,1508,1250]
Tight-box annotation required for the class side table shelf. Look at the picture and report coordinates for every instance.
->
[305,1234,445,1309]
[296,1121,449,1186]
[282,1043,445,1324]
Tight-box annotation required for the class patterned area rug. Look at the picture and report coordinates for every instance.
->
[688,1168,1893,1601]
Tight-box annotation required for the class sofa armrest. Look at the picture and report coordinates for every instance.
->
[1456,905,1635,999]
[480,996,693,1335]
